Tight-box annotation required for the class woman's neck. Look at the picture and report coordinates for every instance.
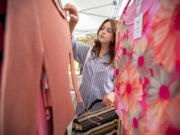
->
[99,44,109,58]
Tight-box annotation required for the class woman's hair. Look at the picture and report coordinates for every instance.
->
[91,19,117,65]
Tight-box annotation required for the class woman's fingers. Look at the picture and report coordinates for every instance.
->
[70,14,79,22]
[64,4,79,23]
[102,92,115,106]
[64,3,79,35]
[64,4,78,16]
[102,97,112,106]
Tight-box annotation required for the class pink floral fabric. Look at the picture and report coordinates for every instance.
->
[114,0,180,134]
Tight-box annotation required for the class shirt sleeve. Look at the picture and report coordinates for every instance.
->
[71,37,91,65]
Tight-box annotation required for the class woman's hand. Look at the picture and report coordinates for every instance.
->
[64,4,79,36]
[102,92,115,106]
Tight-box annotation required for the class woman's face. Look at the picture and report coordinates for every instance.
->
[97,21,114,45]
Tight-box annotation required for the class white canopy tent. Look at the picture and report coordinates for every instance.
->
[61,0,129,36]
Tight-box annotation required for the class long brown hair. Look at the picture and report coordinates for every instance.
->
[91,19,117,65]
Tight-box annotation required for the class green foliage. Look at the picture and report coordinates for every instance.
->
[69,60,80,72]
[77,37,90,45]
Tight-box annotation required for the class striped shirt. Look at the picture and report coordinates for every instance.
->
[71,37,114,115]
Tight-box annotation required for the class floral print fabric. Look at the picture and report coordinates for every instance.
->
[114,0,180,134]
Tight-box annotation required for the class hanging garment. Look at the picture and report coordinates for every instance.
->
[0,0,81,135]
[37,86,49,135]
[114,0,180,135]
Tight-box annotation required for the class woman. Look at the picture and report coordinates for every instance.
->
[65,4,117,115]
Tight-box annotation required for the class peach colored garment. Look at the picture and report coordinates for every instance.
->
[0,0,81,134]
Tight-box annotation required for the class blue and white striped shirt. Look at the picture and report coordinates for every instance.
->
[71,37,114,115]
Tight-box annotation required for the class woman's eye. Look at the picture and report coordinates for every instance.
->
[107,29,112,33]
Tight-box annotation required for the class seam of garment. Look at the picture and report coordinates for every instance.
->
[52,0,67,20]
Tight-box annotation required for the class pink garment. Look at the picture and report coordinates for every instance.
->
[38,88,48,135]
[114,0,180,135]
